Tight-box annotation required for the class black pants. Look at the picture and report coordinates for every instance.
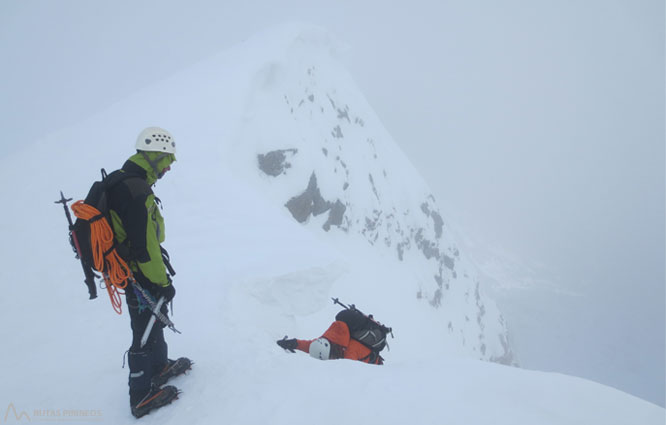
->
[126,281,169,405]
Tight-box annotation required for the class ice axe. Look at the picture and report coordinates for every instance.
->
[55,190,98,299]
[133,281,181,337]
[140,296,166,348]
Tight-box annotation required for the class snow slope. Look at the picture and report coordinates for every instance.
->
[0,23,662,424]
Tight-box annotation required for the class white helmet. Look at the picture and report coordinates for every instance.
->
[309,338,331,360]
[136,127,176,154]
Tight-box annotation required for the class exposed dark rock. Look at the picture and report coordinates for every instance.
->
[475,282,486,332]
[443,255,455,270]
[312,194,331,216]
[337,107,350,122]
[257,149,298,177]
[421,202,444,238]
[397,241,407,261]
[415,229,440,260]
[285,172,345,232]
[368,174,380,200]
[363,210,382,233]
[340,216,351,232]
[308,94,315,102]
[431,211,444,238]
[332,125,343,138]
[434,268,443,288]
[491,327,517,365]
[323,200,346,231]
[327,94,337,109]
[430,289,442,307]
[285,172,329,223]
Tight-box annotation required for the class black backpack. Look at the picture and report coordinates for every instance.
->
[335,307,390,354]
[66,169,138,300]
[71,169,132,273]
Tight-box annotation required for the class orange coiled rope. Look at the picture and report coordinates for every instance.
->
[71,200,131,314]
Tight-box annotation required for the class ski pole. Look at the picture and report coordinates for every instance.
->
[55,191,98,299]
[140,296,166,348]
[132,281,181,334]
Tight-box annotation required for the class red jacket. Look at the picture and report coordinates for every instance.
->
[295,321,381,364]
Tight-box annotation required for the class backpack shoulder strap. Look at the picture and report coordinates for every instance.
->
[104,168,137,187]
[103,168,152,201]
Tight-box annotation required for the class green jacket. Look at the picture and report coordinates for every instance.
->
[107,152,175,287]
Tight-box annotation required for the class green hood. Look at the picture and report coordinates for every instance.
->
[127,151,176,185]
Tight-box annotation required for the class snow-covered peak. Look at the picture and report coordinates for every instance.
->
[231,24,514,364]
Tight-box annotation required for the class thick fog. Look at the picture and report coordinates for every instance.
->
[1,0,663,406]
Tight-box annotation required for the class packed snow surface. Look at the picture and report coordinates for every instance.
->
[0,23,662,424]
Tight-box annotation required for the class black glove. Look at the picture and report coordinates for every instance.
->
[152,281,176,303]
[277,336,298,353]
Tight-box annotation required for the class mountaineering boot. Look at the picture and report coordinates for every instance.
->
[131,385,180,418]
[151,357,193,388]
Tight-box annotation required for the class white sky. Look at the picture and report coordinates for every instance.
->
[1,0,663,406]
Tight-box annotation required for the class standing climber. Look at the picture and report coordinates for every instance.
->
[105,127,192,418]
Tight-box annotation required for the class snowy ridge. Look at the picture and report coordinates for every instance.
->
[232,25,513,364]
[0,23,662,425]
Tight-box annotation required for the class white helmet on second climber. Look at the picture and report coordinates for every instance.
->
[308,338,331,360]
[136,127,176,154]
